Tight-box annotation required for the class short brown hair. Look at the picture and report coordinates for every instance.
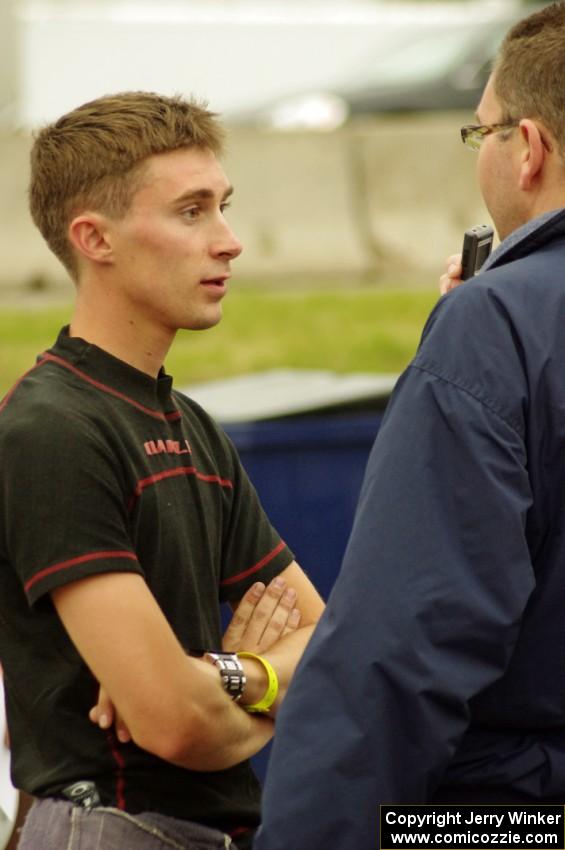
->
[29,91,225,278]
[494,2,565,158]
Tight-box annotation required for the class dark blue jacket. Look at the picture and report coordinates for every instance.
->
[255,210,565,850]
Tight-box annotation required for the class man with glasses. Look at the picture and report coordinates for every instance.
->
[255,4,565,849]
[460,120,521,152]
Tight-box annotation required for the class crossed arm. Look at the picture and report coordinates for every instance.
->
[51,560,323,771]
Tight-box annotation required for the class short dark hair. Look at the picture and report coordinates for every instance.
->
[494,2,565,158]
[29,92,225,278]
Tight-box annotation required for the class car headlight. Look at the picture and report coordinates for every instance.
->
[263,92,349,131]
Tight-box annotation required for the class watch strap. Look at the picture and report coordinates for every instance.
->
[204,652,246,702]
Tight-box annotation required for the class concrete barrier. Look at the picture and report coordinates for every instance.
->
[0,112,490,292]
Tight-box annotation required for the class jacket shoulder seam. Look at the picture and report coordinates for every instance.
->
[410,361,524,438]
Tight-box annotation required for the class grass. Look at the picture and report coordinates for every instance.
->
[0,286,439,396]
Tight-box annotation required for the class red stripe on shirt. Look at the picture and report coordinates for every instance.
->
[0,359,48,415]
[127,466,233,511]
[220,540,287,588]
[106,732,127,810]
[24,550,138,594]
[230,826,252,840]
[41,354,182,422]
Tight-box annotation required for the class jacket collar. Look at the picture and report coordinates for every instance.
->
[481,208,565,274]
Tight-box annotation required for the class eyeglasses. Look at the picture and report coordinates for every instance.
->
[460,121,520,152]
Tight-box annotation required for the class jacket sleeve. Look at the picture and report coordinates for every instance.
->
[255,287,536,850]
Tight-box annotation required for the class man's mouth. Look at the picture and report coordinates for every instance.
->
[200,276,229,287]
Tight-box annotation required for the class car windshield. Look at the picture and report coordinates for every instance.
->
[342,20,506,88]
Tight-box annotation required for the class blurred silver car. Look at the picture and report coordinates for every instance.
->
[233,5,544,130]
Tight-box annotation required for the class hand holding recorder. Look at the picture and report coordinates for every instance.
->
[439,224,494,295]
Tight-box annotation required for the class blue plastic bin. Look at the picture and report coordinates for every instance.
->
[224,410,384,600]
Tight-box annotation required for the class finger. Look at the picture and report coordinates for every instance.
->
[227,576,289,652]
[90,687,113,730]
[243,576,289,648]
[89,697,131,742]
[445,265,464,292]
[256,586,299,653]
[115,713,132,744]
[440,258,464,294]
[281,606,301,639]
[222,583,266,651]
[439,274,452,296]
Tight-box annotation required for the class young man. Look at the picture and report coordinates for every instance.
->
[255,4,565,848]
[0,92,323,849]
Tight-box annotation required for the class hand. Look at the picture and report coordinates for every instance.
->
[89,686,131,743]
[439,253,464,295]
[223,576,301,654]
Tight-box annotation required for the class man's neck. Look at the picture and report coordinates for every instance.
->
[70,286,175,379]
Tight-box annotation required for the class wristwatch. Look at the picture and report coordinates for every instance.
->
[204,652,246,702]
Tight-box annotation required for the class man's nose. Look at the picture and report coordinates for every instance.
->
[212,219,243,260]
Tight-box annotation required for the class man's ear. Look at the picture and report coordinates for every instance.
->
[518,119,550,191]
[68,213,114,266]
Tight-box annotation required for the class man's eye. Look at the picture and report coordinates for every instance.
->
[220,202,232,214]
[182,206,201,220]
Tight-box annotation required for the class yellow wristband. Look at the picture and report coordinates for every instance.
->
[237,652,279,714]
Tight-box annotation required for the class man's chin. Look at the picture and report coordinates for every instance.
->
[183,309,223,332]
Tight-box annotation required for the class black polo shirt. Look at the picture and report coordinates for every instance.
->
[0,328,293,841]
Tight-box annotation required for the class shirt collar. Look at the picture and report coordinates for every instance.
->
[481,208,565,274]
[48,327,179,417]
